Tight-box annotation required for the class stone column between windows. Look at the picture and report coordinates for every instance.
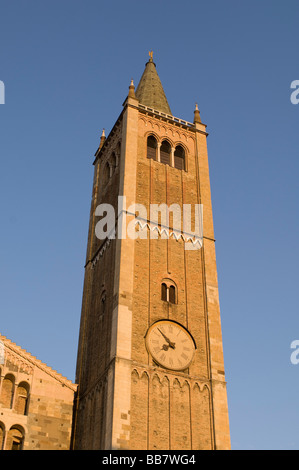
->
[170,147,175,167]
[157,142,161,162]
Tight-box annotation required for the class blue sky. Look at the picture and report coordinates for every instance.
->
[0,0,298,450]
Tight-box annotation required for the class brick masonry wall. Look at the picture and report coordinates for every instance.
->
[127,111,230,450]
[73,100,230,450]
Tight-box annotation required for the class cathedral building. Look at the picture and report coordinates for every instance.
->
[71,53,230,450]
[0,335,76,450]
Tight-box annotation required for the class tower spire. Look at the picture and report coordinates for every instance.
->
[135,52,172,114]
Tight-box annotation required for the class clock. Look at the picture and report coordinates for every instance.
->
[145,320,196,371]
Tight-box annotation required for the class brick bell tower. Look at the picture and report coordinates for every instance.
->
[71,53,230,450]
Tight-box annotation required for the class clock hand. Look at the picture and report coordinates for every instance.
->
[157,329,175,349]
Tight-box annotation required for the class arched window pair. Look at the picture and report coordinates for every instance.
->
[147,135,185,170]
[0,374,29,415]
[161,282,177,304]
[102,146,120,188]
[103,152,117,186]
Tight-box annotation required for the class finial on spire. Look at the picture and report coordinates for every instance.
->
[193,103,201,124]
[149,50,153,62]
[128,78,136,98]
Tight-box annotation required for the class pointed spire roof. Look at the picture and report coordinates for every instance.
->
[135,52,172,115]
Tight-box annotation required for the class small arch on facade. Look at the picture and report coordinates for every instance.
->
[5,425,25,451]
[140,370,149,381]
[151,373,162,385]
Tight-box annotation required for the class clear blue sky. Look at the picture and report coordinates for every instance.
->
[0,0,298,450]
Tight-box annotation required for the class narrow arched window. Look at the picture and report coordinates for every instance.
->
[0,374,14,408]
[147,135,157,160]
[111,152,117,172]
[14,382,29,415]
[103,162,110,187]
[169,285,176,304]
[0,423,5,451]
[160,140,171,165]
[161,283,167,301]
[101,291,107,316]
[117,141,121,158]
[174,145,185,170]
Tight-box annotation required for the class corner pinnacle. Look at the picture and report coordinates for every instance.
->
[194,103,201,124]
[99,128,106,149]
[128,79,136,98]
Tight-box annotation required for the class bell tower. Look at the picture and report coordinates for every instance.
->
[71,53,230,450]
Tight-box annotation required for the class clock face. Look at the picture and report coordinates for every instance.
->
[145,320,196,371]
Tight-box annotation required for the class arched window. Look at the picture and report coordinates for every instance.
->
[169,285,176,304]
[14,382,29,415]
[0,422,5,450]
[160,140,171,165]
[101,291,107,316]
[5,426,24,451]
[161,283,167,302]
[161,281,177,304]
[103,161,110,187]
[111,152,117,172]
[0,374,14,409]
[147,135,157,160]
[174,145,185,170]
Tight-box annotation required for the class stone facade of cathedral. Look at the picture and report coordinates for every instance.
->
[0,335,76,450]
